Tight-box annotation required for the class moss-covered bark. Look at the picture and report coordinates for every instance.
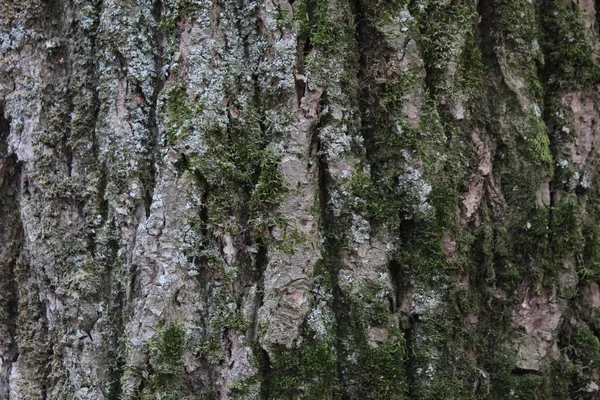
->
[2,0,600,398]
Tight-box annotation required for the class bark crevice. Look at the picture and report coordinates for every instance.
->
[0,110,22,399]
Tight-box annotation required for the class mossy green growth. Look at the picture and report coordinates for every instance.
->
[350,281,395,327]
[584,307,600,338]
[268,335,338,399]
[326,270,407,398]
[142,323,187,400]
[295,0,350,51]
[457,26,489,109]
[163,83,199,143]
[582,213,600,280]
[496,143,551,211]
[334,286,407,398]
[570,322,600,369]
[349,169,395,220]
[549,318,600,397]
[495,368,545,399]
[493,112,552,210]
[342,330,408,399]
[413,0,476,95]
[403,311,486,400]
[540,0,600,88]
[541,360,579,399]
[159,0,188,34]
[395,216,445,280]
[494,0,542,49]
[226,374,261,400]
[489,0,545,102]
[358,0,410,18]
[184,109,287,237]
[519,114,553,165]
[505,206,551,284]
[493,195,585,288]
[358,84,466,284]
[391,181,462,281]
[550,197,583,262]
[248,147,289,235]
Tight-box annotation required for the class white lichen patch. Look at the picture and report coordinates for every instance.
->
[398,164,432,217]
[410,289,442,317]
[350,213,371,245]
[307,304,333,338]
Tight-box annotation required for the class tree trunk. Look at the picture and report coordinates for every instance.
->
[1,0,600,398]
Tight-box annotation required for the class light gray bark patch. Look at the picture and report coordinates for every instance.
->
[258,85,322,352]
[511,287,562,371]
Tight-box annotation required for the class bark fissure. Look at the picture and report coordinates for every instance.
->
[316,127,348,399]
[0,111,22,399]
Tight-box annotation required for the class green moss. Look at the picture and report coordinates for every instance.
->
[488,0,544,105]
[494,0,542,48]
[359,0,410,18]
[295,0,351,52]
[540,0,600,89]
[342,331,408,399]
[571,322,600,369]
[354,283,394,327]
[393,171,463,281]
[184,110,287,237]
[414,0,476,96]
[142,323,187,399]
[164,75,289,237]
[494,117,552,211]
[323,262,408,398]
[158,0,187,34]
[227,374,261,399]
[491,194,585,288]
[335,285,407,398]
[495,369,545,399]
[549,318,600,397]
[506,206,551,283]
[520,114,553,165]
[396,218,444,279]
[349,169,394,220]
[268,337,339,399]
[458,29,489,108]
[403,311,487,399]
[159,0,211,35]
[542,360,578,399]
[248,147,288,232]
[582,218,600,279]
[549,196,584,268]
[163,83,199,142]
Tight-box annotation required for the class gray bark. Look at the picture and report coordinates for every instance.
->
[2,0,600,398]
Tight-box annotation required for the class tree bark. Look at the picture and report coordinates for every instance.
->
[2,0,600,398]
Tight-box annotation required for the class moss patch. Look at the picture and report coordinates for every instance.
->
[142,323,187,399]
[268,336,339,399]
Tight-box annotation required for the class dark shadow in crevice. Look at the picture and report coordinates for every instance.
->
[511,367,541,376]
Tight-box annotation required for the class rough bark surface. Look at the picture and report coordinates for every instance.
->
[2,0,600,398]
